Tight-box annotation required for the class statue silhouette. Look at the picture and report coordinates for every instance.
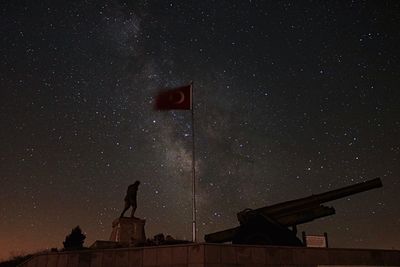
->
[120,180,140,218]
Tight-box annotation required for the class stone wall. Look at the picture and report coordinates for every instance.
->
[18,243,400,267]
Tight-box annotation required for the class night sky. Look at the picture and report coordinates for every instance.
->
[1,0,400,260]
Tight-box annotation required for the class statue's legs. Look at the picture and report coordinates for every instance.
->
[120,201,130,218]
[130,203,137,218]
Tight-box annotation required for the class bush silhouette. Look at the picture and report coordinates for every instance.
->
[63,226,86,250]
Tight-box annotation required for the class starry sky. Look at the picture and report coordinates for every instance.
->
[1,0,400,260]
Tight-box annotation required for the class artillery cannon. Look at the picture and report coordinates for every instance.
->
[205,178,383,246]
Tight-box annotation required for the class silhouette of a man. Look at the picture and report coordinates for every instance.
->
[120,180,140,218]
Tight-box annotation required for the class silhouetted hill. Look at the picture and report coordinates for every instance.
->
[0,254,32,267]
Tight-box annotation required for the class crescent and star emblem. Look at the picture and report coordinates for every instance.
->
[169,91,185,104]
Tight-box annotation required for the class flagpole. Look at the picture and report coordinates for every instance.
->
[190,81,197,242]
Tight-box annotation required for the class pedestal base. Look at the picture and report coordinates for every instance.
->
[109,217,146,246]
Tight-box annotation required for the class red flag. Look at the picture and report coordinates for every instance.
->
[154,84,192,110]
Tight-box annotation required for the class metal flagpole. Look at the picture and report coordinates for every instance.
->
[190,82,197,242]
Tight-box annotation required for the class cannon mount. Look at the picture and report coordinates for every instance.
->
[204,178,383,246]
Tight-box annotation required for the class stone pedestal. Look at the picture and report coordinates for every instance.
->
[109,217,146,245]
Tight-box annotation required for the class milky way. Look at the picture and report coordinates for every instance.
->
[1,1,399,260]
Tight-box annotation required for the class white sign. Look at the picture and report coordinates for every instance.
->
[305,235,327,248]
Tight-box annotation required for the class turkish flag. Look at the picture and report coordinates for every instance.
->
[154,84,192,110]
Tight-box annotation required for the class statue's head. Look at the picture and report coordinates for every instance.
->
[134,180,140,186]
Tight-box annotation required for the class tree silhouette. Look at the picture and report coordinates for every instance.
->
[63,226,86,250]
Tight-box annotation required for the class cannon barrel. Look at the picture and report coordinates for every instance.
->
[256,178,382,217]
